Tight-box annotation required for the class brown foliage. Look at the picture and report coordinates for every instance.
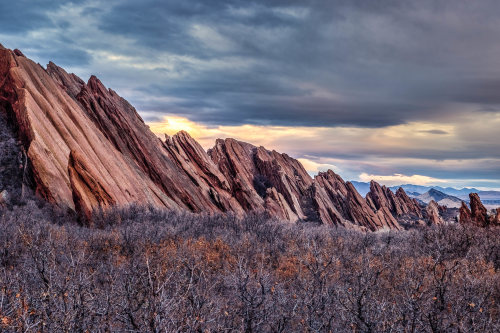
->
[0,202,499,332]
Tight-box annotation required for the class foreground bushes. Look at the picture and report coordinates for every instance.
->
[0,203,499,332]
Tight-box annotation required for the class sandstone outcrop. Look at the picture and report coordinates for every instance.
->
[395,187,423,217]
[208,138,313,221]
[75,75,225,213]
[459,193,498,227]
[459,202,472,224]
[163,131,243,214]
[209,138,267,212]
[0,46,177,217]
[1,45,439,230]
[469,193,488,227]
[46,61,85,99]
[493,208,500,226]
[425,200,444,225]
[313,170,401,231]
[366,181,422,219]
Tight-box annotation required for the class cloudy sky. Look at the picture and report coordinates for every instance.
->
[1,0,499,189]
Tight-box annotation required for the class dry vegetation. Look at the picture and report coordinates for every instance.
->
[0,201,498,332]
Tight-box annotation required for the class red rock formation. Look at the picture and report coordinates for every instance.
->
[0,46,178,215]
[426,200,444,225]
[0,45,444,230]
[68,150,116,221]
[208,140,403,230]
[313,170,401,231]
[366,182,423,219]
[253,146,313,219]
[209,138,266,212]
[47,60,246,215]
[75,75,224,212]
[492,208,500,226]
[208,138,313,221]
[13,49,24,57]
[163,131,243,214]
[459,193,497,227]
[469,193,488,227]
[0,46,246,219]
[458,201,472,224]
[46,61,85,98]
[395,187,423,217]
[264,187,298,222]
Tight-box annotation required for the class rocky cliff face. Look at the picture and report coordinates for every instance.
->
[459,193,499,227]
[425,200,444,225]
[313,170,401,231]
[208,140,419,230]
[469,193,488,227]
[494,208,500,226]
[0,46,437,229]
[208,138,313,222]
[366,181,422,219]
[0,45,179,220]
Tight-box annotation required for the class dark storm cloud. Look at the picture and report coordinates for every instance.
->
[0,0,90,67]
[0,0,85,33]
[137,67,426,127]
[0,0,59,33]
[37,47,91,67]
[5,0,500,127]
[87,0,500,127]
[98,0,306,54]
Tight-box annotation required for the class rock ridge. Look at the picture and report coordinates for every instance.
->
[0,46,445,230]
[459,193,499,227]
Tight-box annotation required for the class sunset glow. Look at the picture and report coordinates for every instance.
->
[147,113,500,189]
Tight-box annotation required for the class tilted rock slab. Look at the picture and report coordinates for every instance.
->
[0,46,178,220]
[1,45,433,229]
[425,200,444,225]
[459,193,498,227]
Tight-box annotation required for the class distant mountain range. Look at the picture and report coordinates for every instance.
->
[411,189,462,208]
[388,184,481,199]
[351,182,500,209]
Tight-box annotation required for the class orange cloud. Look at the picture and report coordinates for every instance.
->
[146,113,500,189]
[359,173,447,186]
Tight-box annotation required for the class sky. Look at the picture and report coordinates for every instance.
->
[1,0,499,189]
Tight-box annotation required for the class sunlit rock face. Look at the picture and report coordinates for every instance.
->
[0,45,179,220]
[425,200,444,225]
[469,193,488,227]
[0,45,441,230]
[208,138,315,222]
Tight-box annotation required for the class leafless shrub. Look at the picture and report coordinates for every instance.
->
[0,199,498,332]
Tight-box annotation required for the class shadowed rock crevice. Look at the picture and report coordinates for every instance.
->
[0,102,24,195]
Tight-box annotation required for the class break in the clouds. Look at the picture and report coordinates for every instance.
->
[0,0,499,188]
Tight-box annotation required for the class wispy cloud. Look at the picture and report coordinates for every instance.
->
[359,173,446,187]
